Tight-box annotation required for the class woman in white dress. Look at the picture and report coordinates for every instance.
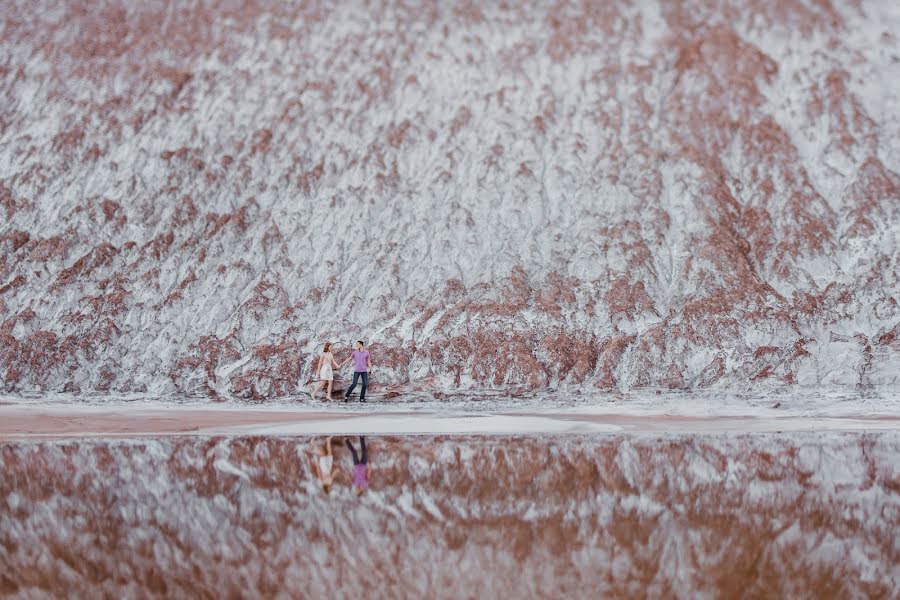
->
[311,436,342,494]
[310,342,344,401]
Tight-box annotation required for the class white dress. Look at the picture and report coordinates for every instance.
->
[318,455,334,483]
[319,353,334,381]
[319,363,334,381]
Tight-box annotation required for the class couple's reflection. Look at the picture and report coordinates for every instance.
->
[312,436,369,495]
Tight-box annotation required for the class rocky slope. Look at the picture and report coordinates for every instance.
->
[2,433,898,597]
[1,1,898,398]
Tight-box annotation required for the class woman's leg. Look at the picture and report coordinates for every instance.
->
[326,380,333,400]
[311,380,325,400]
[326,436,333,456]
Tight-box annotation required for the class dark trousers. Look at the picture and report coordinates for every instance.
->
[345,371,368,401]
[346,437,367,465]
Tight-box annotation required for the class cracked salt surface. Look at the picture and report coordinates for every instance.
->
[4,386,899,417]
[2,1,899,399]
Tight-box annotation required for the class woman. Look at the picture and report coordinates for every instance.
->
[311,436,340,494]
[311,342,343,401]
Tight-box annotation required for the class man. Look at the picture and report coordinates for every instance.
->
[344,340,372,402]
[345,436,369,495]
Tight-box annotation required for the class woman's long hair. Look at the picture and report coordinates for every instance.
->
[323,342,332,353]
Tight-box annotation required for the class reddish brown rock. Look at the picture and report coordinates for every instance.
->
[0,0,896,397]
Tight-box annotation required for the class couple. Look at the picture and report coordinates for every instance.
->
[311,340,372,402]
[312,436,369,495]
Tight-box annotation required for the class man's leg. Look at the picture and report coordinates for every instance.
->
[360,436,367,464]
[345,439,360,464]
[359,371,368,401]
[345,372,360,399]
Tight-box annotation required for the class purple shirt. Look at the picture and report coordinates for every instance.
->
[353,464,368,489]
[352,350,369,372]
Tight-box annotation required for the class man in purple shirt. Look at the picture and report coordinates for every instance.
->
[344,340,372,402]
[345,436,369,495]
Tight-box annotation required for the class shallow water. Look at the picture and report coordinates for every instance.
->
[2,432,898,598]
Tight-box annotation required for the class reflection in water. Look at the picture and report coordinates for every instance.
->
[346,436,369,495]
[311,436,338,495]
[1,432,898,597]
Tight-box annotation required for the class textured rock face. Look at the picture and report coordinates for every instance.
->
[1,1,898,398]
[1,433,898,597]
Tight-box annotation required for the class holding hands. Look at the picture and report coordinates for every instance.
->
[320,340,372,402]
[312,341,372,402]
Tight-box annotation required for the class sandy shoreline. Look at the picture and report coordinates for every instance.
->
[0,406,367,439]
[1,404,898,439]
